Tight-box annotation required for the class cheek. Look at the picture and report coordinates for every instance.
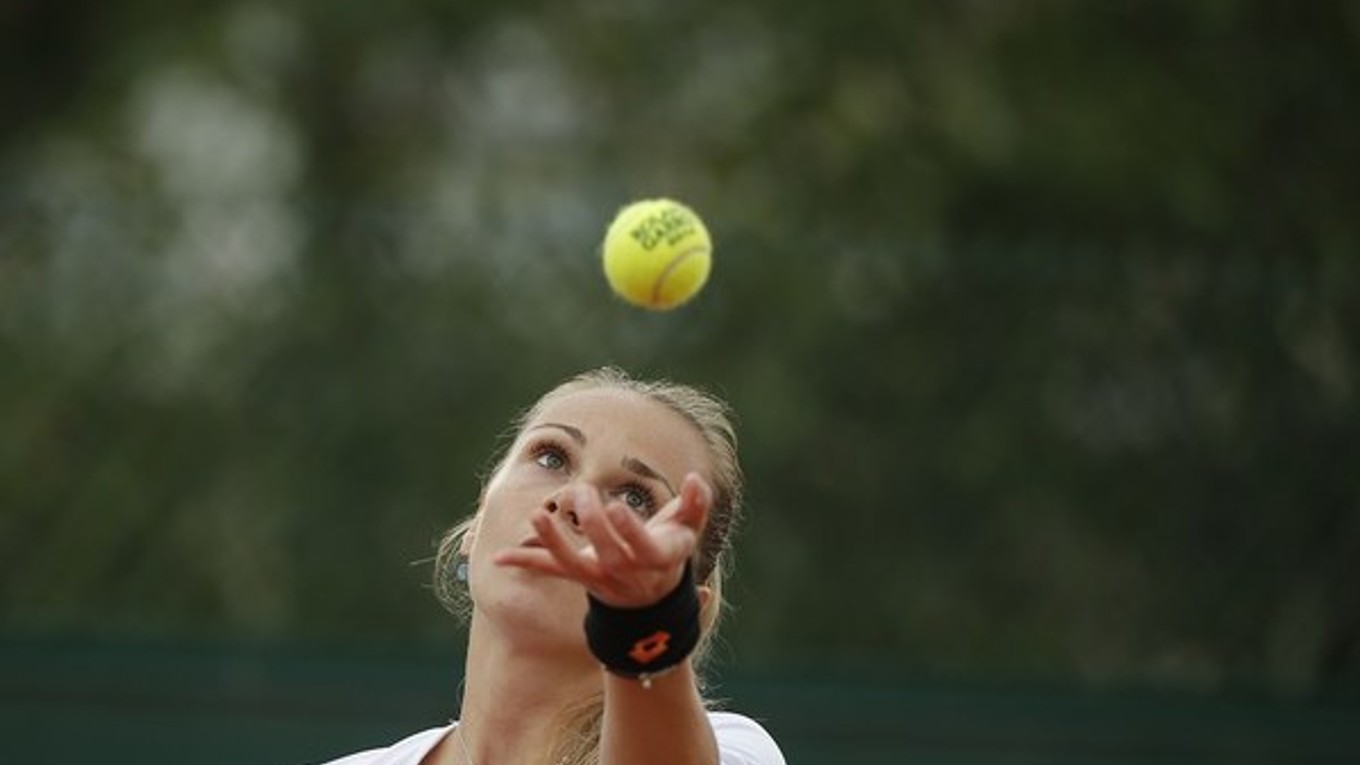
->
[482,464,509,498]
[472,473,533,548]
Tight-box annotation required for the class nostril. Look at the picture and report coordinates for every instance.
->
[546,499,558,513]
[566,510,580,527]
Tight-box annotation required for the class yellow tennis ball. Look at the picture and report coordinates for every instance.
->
[601,198,712,310]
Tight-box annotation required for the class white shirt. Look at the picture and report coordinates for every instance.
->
[314,711,786,765]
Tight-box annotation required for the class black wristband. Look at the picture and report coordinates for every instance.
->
[585,563,701,681]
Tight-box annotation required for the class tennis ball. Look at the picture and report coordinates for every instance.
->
[602,198,712,310]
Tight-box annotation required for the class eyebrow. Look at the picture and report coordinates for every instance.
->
[623,456,676,498]
[530,422,585,445]
[528,422,676,498]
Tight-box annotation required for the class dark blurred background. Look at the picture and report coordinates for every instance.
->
[2,1,1358,763]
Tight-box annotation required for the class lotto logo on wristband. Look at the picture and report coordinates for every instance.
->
[628,630,672,664]
[586,563,700,680]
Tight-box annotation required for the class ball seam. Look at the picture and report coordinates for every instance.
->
[650,245,707,306]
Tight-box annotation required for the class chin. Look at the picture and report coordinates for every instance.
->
[474,574,588,639]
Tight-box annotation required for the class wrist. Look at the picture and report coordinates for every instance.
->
[585,562,701,687]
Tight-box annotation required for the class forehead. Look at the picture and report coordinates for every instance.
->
[525,387,711,475]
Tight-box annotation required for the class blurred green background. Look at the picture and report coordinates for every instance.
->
[3,1,1358,763]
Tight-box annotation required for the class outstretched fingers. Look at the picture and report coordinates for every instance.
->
[618,473,712,562]
[493,475,715,605]
[579,492,635,572]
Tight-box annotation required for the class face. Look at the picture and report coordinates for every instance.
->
[466,386,713,649]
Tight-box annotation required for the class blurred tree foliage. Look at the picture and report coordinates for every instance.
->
[2,0,1358,695]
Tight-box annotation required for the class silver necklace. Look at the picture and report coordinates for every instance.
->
[454,722,567,765]
[455,723,477,765]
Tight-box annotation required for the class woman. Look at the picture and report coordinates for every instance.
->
[317,367,785,765]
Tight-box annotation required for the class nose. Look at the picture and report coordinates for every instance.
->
[545,485,583,530]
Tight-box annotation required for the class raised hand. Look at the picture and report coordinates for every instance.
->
[494,472,712,607]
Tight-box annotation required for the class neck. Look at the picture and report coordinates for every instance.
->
[452,615,601,765]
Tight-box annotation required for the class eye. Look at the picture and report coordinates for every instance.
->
[616,483,657,514]
[530,441,569,471]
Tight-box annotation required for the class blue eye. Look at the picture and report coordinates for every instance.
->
[532,443,568,471]
[618,484,657,514]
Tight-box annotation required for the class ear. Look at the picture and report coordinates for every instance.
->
[696,583,712,612]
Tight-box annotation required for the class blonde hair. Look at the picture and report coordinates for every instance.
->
[432,366,744,765]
